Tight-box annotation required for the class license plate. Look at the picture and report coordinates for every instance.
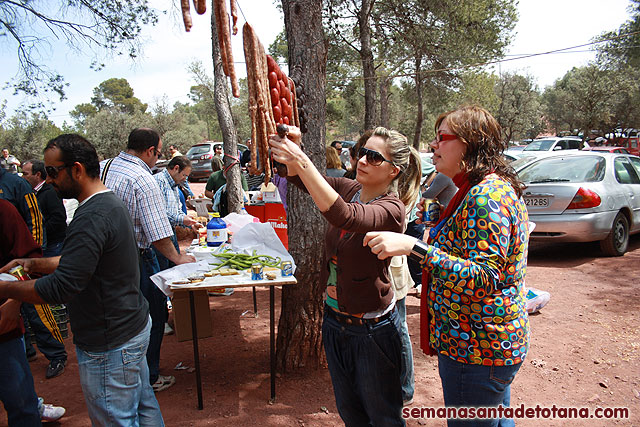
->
[525,197,549,207]
[191,159,199,164]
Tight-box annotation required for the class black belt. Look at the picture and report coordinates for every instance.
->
[325,306,394,326]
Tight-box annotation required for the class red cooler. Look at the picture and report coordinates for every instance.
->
[245,203,288,249]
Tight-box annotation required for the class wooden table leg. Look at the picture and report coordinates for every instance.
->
[269,286,276,403]
[189,290,203,410]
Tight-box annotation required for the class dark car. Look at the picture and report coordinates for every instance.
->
[185,142,248,182]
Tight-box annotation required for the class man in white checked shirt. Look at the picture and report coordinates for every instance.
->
[100,128,195,393]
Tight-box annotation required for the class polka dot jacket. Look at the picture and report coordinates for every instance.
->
[420,174,531,366]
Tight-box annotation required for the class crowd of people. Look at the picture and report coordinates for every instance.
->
[0,105,530,426]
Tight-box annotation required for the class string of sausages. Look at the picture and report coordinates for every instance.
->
[243,23,276,184]
[178,1,302,184]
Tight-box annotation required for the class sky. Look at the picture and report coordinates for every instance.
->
[0,0,634,127]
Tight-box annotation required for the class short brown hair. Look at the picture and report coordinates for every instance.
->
[435,105,523,197]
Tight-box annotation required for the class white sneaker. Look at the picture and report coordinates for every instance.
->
[41,403,65,422]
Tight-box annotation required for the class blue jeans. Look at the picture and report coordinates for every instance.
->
[438,354,522,427]
[0,337,40,426]
[76,317,164,426]
[323,307,405,427]
[139,248,166,385]
[396,298,414,403]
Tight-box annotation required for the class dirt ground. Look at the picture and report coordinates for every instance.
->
[3,192,639,426]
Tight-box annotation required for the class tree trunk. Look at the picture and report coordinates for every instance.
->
[379,76,390,128]
[412,56,423,150]
[359,0,377,130]
[277,0,328,371]
[211,9,242,213]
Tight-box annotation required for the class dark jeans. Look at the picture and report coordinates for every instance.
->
[405,220,425,287]
[153,233,179,272]
[396,298,414,403]
[139,248,166,385]
[0,337,41,426]
[323,307,405,427]
[438,354,522,427]
[22,303,67,363]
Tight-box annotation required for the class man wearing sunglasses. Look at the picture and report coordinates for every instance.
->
[0,134,164,425]
[99,128,195,393]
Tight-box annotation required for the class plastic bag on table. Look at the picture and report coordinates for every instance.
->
[230,222,296,275]
[223,211,259,234]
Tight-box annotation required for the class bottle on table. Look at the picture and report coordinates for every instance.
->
[206,212,227,247]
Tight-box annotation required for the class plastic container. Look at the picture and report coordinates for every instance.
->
[206,212,228,247]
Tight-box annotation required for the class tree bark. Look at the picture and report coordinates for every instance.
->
[412,56,424,150]
[379,75,391,128]
[211,8,242,213]
[277,0,328,371]
[359,0,378,130]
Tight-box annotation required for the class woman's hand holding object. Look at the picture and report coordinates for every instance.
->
[364,232,417,260]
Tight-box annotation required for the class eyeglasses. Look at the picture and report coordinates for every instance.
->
[435,133,458,143]
[45,164,70,179]
[358,147,394,166]
[154,148,163,159]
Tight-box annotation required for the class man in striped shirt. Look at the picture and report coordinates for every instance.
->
[100,128,195,392]
[154,155,199,270]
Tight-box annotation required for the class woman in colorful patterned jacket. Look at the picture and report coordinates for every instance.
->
[269,126,421,426]
[364,105,530,427]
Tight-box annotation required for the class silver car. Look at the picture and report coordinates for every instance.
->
[517,151,640,256]
[522,136,588,155]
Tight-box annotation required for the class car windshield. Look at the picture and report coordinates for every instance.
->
[186,145,211,156]
[523,139,555,151]
[519,156,606,183]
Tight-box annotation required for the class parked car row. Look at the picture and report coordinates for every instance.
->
[514,151,640,256]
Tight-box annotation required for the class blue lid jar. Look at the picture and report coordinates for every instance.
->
[206,213,227,247]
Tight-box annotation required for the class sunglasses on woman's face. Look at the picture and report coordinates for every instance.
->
[358,147,394,166]
[45,164,69,179]
[435,133,458,143]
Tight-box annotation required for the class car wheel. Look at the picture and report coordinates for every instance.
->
[599,212,629,256]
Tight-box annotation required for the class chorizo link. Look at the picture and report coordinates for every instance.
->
[181,0,192,32]
[259,107,272,183]
[219,1,239,97]
[249,106,260,174]
[230,0,238,35]
[214,0,229,76]
[193,0,206,15]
